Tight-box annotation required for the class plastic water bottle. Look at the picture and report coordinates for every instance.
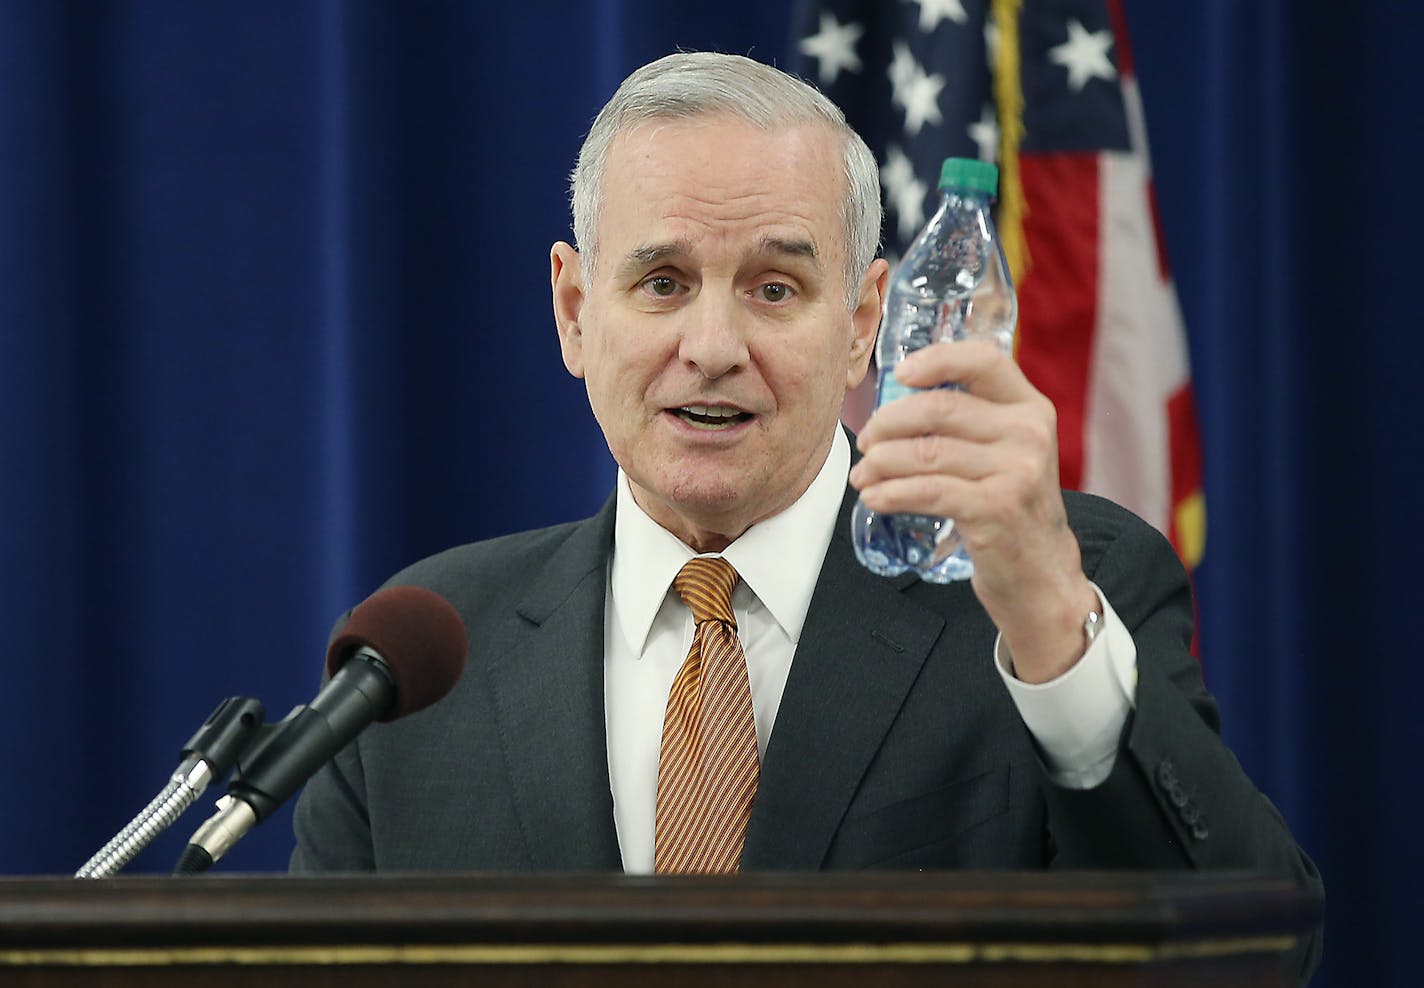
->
[852,157,1018,583]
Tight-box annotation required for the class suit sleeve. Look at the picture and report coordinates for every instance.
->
[1041,497,1323,978]
[288,736,377,872]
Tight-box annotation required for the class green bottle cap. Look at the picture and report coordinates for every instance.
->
[939,157,998,195]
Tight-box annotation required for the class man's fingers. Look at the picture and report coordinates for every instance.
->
[857,386,1011,448]
[895,338,1031,404]
[850,433,997,489]
[855,445,1057,525]
[858,386,1058,465]
[855,472,980,522]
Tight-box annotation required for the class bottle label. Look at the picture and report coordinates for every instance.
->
[877,375,917,408]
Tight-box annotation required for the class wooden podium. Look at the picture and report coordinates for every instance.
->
[0,871,1320,986]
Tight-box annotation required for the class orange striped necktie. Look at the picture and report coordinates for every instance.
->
[654,556,759,874]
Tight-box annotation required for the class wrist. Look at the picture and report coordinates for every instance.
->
[1002,580,1101,684]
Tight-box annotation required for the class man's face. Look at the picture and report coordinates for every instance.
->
[551,114,885,550]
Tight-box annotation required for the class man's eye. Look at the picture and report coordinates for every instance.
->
[643,276,679,297]
[757,282,792,303]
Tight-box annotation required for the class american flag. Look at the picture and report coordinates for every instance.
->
[793,0,1205,568]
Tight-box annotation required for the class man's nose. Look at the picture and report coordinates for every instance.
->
[677,290,750,379]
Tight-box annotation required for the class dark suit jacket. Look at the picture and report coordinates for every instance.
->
[291,485,1320,893]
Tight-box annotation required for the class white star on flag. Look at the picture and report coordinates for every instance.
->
[904,0,968,33]
[968,103,998,162]
[881,145,928,242]
[984,19,1000,70]
[798,12,864,85]
[888,41,917,93]
[888,42,945,135]
[1049,18,1116,91]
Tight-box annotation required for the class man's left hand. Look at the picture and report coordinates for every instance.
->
[849,339,1099,684]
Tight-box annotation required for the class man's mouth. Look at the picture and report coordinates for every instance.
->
[671,404,754,430]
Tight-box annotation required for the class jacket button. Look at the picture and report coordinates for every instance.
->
[1167,782,1189,808]
[1156,760,1176,786]
[1190,822,1209,841]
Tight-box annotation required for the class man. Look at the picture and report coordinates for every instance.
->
[292,49,1318,933]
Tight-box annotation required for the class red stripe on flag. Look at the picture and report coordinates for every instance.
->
[1106,0,1135,80]
[1167,382,1205,537]
[1146,181,1171,281]
[1015,152,1102,493]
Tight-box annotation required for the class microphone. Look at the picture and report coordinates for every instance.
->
[75,696,266,878]
[175,586,467,873]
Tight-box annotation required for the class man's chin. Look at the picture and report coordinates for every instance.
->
[659,482,746,522]
[627,473,761,545]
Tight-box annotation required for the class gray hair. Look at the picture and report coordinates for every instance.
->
[569,52,882,308]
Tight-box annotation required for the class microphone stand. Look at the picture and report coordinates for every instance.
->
[75,697,265,878]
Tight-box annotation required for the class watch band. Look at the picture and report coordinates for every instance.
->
[1083,609,1102,648]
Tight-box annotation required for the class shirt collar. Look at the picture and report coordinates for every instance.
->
[611,427,850,656]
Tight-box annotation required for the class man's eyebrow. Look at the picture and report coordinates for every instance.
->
[615,236,823,277]
[760,236,821,268]
[619,241,691,275]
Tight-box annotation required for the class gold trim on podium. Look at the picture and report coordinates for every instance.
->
[0,936,1299,968]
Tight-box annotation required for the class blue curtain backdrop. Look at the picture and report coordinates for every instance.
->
[2,2,1419,983]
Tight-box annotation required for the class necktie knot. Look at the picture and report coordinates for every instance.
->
[673,557,738,627]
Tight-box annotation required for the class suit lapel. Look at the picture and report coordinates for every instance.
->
[481,461,980,871]
[743,484,960,869]
[484,496,624,869]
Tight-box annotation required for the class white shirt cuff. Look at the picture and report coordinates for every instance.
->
[993,583,1137,789]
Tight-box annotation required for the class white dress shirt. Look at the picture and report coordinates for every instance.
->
[604,427,1136,873]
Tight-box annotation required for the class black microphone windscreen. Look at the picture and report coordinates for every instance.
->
[325,586,467,721]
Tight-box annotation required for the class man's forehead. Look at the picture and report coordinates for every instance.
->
[603,115,844,200]
[597,118,845,269]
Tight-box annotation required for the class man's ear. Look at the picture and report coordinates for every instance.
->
[846,257,889,389]
[550,241,586,378]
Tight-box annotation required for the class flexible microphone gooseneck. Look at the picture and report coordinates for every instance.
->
[75,696,267,878]
[174,585,467,873]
